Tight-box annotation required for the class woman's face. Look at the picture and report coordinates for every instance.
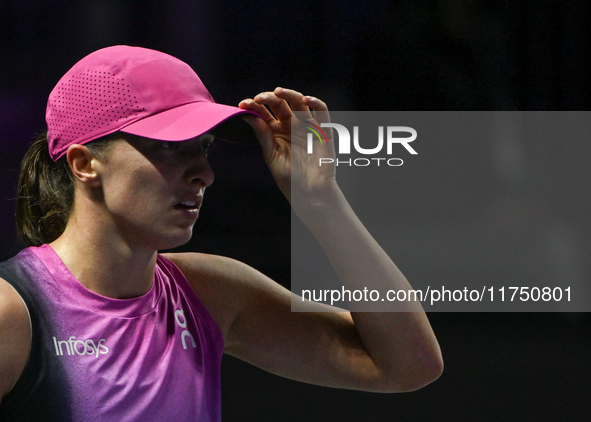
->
[91,133,215,251]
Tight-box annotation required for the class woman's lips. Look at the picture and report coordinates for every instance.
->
[174,196,202,219]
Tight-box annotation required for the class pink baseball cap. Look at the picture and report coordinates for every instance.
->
[46,45,259,161]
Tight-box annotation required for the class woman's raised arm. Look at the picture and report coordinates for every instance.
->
[191,88,444,391]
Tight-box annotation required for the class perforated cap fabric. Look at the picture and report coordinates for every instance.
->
[46,45,258,161]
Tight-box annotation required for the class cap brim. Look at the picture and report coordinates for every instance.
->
[119,101,260,145]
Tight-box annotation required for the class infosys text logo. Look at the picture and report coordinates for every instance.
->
[305,123,417,167]
[53,336,109,358]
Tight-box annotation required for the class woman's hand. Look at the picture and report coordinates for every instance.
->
[239,88,336,210]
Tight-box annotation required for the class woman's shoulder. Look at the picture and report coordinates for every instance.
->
[159,252,284,343]
[160,252,265,285]
[0,276,32,400]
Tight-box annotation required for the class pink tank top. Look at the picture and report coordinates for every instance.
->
[4,244,223,421]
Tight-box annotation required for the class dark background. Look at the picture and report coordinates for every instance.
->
[1,1,590,420]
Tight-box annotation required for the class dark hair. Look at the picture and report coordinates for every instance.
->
[16,131,114,246]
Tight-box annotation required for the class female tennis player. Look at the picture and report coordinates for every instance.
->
[0,45,442,421]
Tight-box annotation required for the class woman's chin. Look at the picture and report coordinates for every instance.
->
[156,231,194,251]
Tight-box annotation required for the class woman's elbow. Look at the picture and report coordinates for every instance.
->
[399,352,444,392]
[380,350,444,393]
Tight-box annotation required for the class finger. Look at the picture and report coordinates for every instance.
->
[239,98,276,123]
[302,95,331,125]
[252,91,293,122]
[274,87,313,120]
[241,114,276,153]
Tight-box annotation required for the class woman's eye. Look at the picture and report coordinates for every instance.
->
[161,142,180,150]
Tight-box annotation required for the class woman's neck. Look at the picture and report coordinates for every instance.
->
[50,220,158,299]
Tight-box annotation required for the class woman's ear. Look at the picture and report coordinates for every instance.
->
[66,144,101,187]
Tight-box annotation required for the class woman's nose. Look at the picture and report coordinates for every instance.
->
[187,154,215,188]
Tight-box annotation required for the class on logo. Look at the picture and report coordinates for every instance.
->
[175,309,197,349]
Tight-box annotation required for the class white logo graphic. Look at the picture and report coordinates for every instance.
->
[175,309,197,349]
[305,123,417,167]
[53,336,109,358]
[309,124,417,155]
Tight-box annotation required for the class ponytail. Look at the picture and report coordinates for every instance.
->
[16,131,74,246]
[16,131,115,246]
